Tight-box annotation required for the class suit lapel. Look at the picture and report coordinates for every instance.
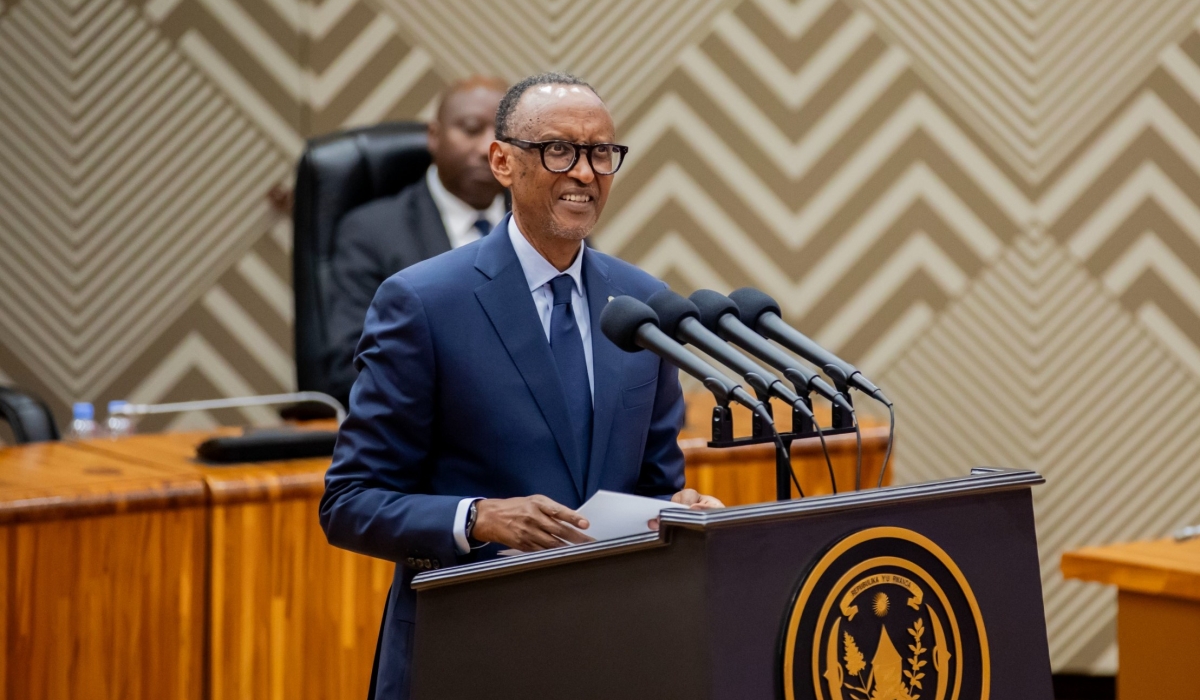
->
[583,251,625,499]
[411,179,452,258]
[474,220,586,499]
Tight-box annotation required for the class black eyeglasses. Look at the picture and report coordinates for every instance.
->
[500,138,628,175]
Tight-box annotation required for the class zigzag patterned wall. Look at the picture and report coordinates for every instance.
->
[1,0,1199,674]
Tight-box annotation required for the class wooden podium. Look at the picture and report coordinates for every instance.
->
[411,468,1053,700]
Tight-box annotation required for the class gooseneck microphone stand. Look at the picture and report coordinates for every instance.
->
[706,388,855,501]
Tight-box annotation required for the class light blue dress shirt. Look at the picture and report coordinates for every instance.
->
[452,217,592,553]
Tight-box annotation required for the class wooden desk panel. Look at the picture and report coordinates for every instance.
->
[680,392,891,503]
[1114,590,1200,700]
[0,442,207,700]
[80,429,330,505]
[1061,537,1200,602]
[681,428,889,504]
[1063,537,1200,700]
[207,495,392,700]
[82,432,388,700]
[0,441,204,523]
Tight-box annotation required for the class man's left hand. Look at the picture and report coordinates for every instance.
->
[671,488,724,509]
[649,489,725,530]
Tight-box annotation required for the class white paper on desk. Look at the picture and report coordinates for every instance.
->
[573,490,689,542]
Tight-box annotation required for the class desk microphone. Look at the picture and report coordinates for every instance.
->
[688,290,852,414]
[599,296,769,421]
[727,288,889,405]
[602,295,807,499]
[645,290,817,425]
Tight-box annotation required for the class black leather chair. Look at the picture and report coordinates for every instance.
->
[0,386,60,443]
[292,121,431,400]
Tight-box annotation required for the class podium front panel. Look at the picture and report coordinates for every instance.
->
[412,469,1052,700]
[704,488,1051,700]
[411,532,711,699]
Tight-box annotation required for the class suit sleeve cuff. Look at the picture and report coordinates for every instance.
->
[453,497,481,554]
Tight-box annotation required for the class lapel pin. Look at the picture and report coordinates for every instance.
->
[607,296,614,302]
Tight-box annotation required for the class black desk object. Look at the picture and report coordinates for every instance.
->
[195,428,337,463]
[411,468,1053,700]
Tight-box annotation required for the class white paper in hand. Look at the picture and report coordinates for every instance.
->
[574,490,689,542]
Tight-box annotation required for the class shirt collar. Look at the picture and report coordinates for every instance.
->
[508,215,585,295]
[425,165,505,238]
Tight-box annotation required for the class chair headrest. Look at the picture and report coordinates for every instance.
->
[292,122,432,396]
[295,122,431,264]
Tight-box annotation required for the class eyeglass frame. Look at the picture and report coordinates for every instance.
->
[498,138,629,175]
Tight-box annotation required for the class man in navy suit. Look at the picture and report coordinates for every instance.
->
[320,71,722,700]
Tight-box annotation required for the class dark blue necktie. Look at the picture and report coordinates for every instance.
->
[549,274,592,479]
[472,216,491,237]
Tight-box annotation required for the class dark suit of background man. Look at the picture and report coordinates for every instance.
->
[325,76,509,406]
[320,72,723,700]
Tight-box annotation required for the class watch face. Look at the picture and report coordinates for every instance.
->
[466,501,478,537]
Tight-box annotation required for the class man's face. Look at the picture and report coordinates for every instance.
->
[428,86,506,209]
[489,85,615,242]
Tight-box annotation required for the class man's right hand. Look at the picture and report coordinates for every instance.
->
[472,495,593,552]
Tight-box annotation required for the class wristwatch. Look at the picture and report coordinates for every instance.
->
[465,499,482,547]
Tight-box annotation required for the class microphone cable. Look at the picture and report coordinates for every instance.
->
[809,408,838,494]
[804,394,849,495]
[786,399,838,495]
[851,407,863,492]
[754,403,805,498]
[782,433,805,499]
[876,396,895,489]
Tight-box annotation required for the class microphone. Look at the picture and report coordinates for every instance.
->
[688,290,853,415]
[645,290,817,426]
[599,296,770,421]
[727,288,890,405]
[604,295,811,499]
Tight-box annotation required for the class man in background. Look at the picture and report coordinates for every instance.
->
[325,76,508,405]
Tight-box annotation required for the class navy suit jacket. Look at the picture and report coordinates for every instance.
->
[319,216,686,700]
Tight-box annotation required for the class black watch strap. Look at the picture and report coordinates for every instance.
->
[465,499,482,547]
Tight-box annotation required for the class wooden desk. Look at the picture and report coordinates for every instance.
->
[80,431,388,700]
[680,391,891,501]
[0,441,206,700]
[77,422,884,699]
[681,428,889,503]
[1062,537,1200,699]
[0,393,891,699]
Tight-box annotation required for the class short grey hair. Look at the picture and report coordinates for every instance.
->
[494,72,600,139]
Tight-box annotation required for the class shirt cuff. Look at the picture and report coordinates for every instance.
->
[452,497,480,554]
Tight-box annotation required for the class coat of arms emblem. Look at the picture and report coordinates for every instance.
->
[781,527,990,700]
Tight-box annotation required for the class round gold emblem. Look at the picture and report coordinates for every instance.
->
[781,527,990,700]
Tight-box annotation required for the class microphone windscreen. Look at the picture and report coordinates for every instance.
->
[646,289,700,338]
[689,290,740,331]
[600,295,659,353]
[728,288,782,327]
